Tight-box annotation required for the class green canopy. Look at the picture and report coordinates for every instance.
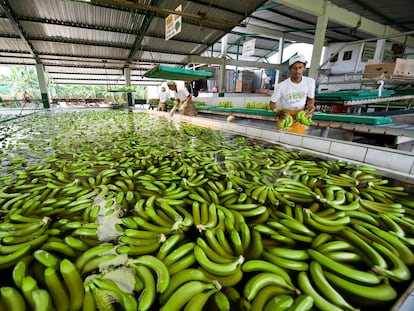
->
[143,64,214,81]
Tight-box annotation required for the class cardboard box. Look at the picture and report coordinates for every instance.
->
[363,58,414,79]
[235,80,252,92]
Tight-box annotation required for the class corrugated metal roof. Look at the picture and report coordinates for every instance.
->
[0,0,413,85]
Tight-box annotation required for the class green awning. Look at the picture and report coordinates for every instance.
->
[143,65,214,81]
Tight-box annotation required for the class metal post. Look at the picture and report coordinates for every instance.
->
[35,63,50,109]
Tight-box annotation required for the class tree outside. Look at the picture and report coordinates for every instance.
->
[0,66,147,103]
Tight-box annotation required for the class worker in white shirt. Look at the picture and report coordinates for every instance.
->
[158,86,170,111]
[167,81,197,116]
[269,54,315,134]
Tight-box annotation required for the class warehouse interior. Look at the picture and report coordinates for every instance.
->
[0,0,413,85]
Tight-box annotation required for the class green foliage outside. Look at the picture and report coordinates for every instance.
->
[0,66,147,101]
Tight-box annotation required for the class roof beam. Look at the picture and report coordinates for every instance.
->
[19,17,206,46]
[0,0,41,63]
[75,0,245,28]
[273,0,414,47]
[187,55,288,70]
[232,24,315,44]
[127,0,162,63]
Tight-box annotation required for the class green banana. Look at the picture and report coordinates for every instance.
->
[0,244,32,268]
[288,295,314,311]
[307,249,382,285]
[156,233,185,261]
[159,268,211,305]
[12,260,28,289]
[243,272,296,301]
[81,254,123,275]
[130,255,170,293]
[0,286,27,311]
[296,110,315,126]
[21,276,38,309]
[250,285,296,311]
[92,278,137,311]
[371,241,411,282]
[196,237,235,264]
[183,289,216,311]
[199,266,244,287]
[215,228,235,256]
[297,271,344,311]
[116,243,161,256]
[161,280,216,311]
[340,227,388,269]
[162,242,195,267]
[75,243,117,272]
[316,240,357,253]
[60,259,84,311]
[267,246,310,261]
[303,209,347,233]
[212,291,231,311]
[33,249,59,268]
[242,259,294,287]
[31,289,54,311]
[82,284,96,311]
[311,232,333,248]
[370,227,414,265]
[44,267,70,311]
[194,245,244,276]
[279,218,316,237]
[264,294,294,311]
[263,250,309,272]
[41,240,77,258]
[134,264,156,311]
[324,270,397,305]
[309,261,357,311]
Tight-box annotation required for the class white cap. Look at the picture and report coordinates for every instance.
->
[289,54,307,66]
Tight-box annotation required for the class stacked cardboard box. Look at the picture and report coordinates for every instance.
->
[363,58,414,79]
[236,70,254,92]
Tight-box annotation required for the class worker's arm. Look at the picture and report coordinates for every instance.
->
[305,97,315,117]
[183,94,192,105]
[269,100,287,120]
[269,100,277,112]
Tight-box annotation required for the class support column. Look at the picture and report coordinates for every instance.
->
[124,66,133,107]
[275,35,285,84]
[309,0,329,79]
[219,35,228,95]
[373,39,386,62]
[35,63,49,109]
[219,58,226,95]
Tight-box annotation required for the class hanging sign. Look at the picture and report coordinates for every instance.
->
[242,39,256,57]
[165,5,182,40]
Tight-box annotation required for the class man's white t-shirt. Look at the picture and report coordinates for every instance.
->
[270,76,315,111]
[159,91,169,103]
[173,88,190,102]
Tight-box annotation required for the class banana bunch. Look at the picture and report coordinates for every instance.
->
[278,113,294,129]
[296,110,315,125]
[241,259,298,309]
[5,257,84,311]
